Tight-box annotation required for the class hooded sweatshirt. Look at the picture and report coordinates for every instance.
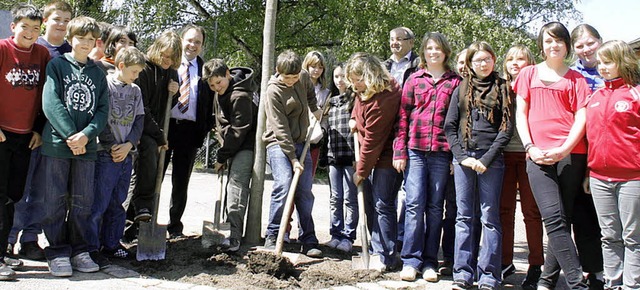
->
[215,67,258,163]
[42,53,109,160]
[263,70,318,161]
[586,78,640,181]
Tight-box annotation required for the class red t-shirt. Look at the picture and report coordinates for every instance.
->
[513,65,589,154]
[0,37,50,134]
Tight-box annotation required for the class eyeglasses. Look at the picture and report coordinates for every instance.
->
[471,57,494,66]
[390,37,412,42]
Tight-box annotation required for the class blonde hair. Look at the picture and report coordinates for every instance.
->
[596,40,640,86]
[502,44,535,82]
[146,30,182,70]
[302,51,327,90]
[345,52,392,101]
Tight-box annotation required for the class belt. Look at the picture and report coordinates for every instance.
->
[174,119,195,125]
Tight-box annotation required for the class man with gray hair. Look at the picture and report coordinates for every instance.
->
[383,27,419,87]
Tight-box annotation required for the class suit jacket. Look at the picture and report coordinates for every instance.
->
[169,56,214,148]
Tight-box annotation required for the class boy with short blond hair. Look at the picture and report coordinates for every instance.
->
[41,16,109,277]
[0,3,50,281]
[262,50,323,257]
[87,46,145,267]
[9,0,73,263]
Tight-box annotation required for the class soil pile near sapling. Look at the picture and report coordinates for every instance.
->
[113,236,385,289]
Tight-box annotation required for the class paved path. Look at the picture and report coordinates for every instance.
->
[5,170,567,289]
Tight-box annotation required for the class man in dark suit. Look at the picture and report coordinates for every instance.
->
[164,24,214,238]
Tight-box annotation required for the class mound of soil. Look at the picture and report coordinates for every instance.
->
[113,236,387,289]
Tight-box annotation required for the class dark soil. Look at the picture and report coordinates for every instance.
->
[113,235,386,289]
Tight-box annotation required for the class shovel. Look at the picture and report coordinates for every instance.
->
[136,86,174,261]
[202,171,230,248]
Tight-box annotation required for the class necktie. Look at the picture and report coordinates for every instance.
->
[178,62,190,113]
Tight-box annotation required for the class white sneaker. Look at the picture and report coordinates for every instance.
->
[336,239,352,252]
[399,265,417,281]
[422,267,439,282]
[325,238,340,248]
[71,252,99,273]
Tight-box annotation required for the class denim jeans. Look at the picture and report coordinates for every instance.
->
[9,146,45,245]
[0,131,31,258]
[441,174,456,262]
[328,164,358,241]
[453,151,504,288]
[87,152,132,252]
[265,144,318,245]
[224,149,253,240]
[41,156,95,259]
[590,178,640,289]
[526,155,588,289]
[362,167,398,266]
[401,150,451,270]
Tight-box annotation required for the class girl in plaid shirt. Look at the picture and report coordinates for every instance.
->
[325,64,357,253]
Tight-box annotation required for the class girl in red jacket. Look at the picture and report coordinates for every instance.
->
[586,40,640,290]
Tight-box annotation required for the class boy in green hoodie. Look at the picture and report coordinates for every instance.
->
[40,16,109,278]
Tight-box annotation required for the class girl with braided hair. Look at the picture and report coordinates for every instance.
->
[444,41,514,290]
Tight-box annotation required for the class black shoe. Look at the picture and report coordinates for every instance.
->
[587,273,605,290]
[19,241,46,261]
[302,244,322,258]
[168,232,185,239]
[522,265,542,290]
[0,262,16,281]
[263,235,276,249]
[3,256,23,270]
[225,238,240,252]
[452,280,472,290]
[438,259,453,276]
[89,251,111,269]
[502,263,516,279]
[134,208,152,223]
[102,245,133,260]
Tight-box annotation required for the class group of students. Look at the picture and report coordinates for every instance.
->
[267,23,639,290]
[0,2,639,290]
[0,0,257,281]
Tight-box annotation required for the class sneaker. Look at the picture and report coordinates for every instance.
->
[303,245,322,258]
[438,260,453,276]
[102,245,133,260]
[325,238,341,248]
[3,256,23,270]
[452,280,472,290]
[71,252,99,273]
[134,208,152,223]
[335,239,352,252]
[521,265,542,290]
[168,231,184,239]
[48,257,72,277]
[89,251,111,270]
[587,272,605,290]
[399,265,417,281]
[502,263,516,279]
[263,235,276,249]
[18,241,46,261]
[225,238,240,252]
[422,267,439,282]
[0,262,16,281]
[479,284,495,290]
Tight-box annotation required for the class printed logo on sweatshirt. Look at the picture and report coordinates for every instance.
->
[5,63,40,90]
[64,73,96,114]
[614,101,630,113]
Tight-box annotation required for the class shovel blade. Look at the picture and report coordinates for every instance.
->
[137,222,167,261]
[352,254,382,270]
[201,220,227,248]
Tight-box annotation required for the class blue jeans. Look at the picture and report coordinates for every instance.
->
[441,174,456,261]
[453,151,504,288]
[363,167,398,266]
[9,147,45,244]
[41,156,95,259]
[265,144,318,245]
[591,178,640,289]
[401,150,451,270]
[328,164,358,241]
[87,151,132,252]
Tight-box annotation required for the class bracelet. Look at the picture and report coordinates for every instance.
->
[524,143,535,152]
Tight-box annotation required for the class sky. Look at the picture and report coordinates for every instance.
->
[572,0,640,43]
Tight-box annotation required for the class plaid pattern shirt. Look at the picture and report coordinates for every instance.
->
[393,69,461,159]
[327,93,355,165]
